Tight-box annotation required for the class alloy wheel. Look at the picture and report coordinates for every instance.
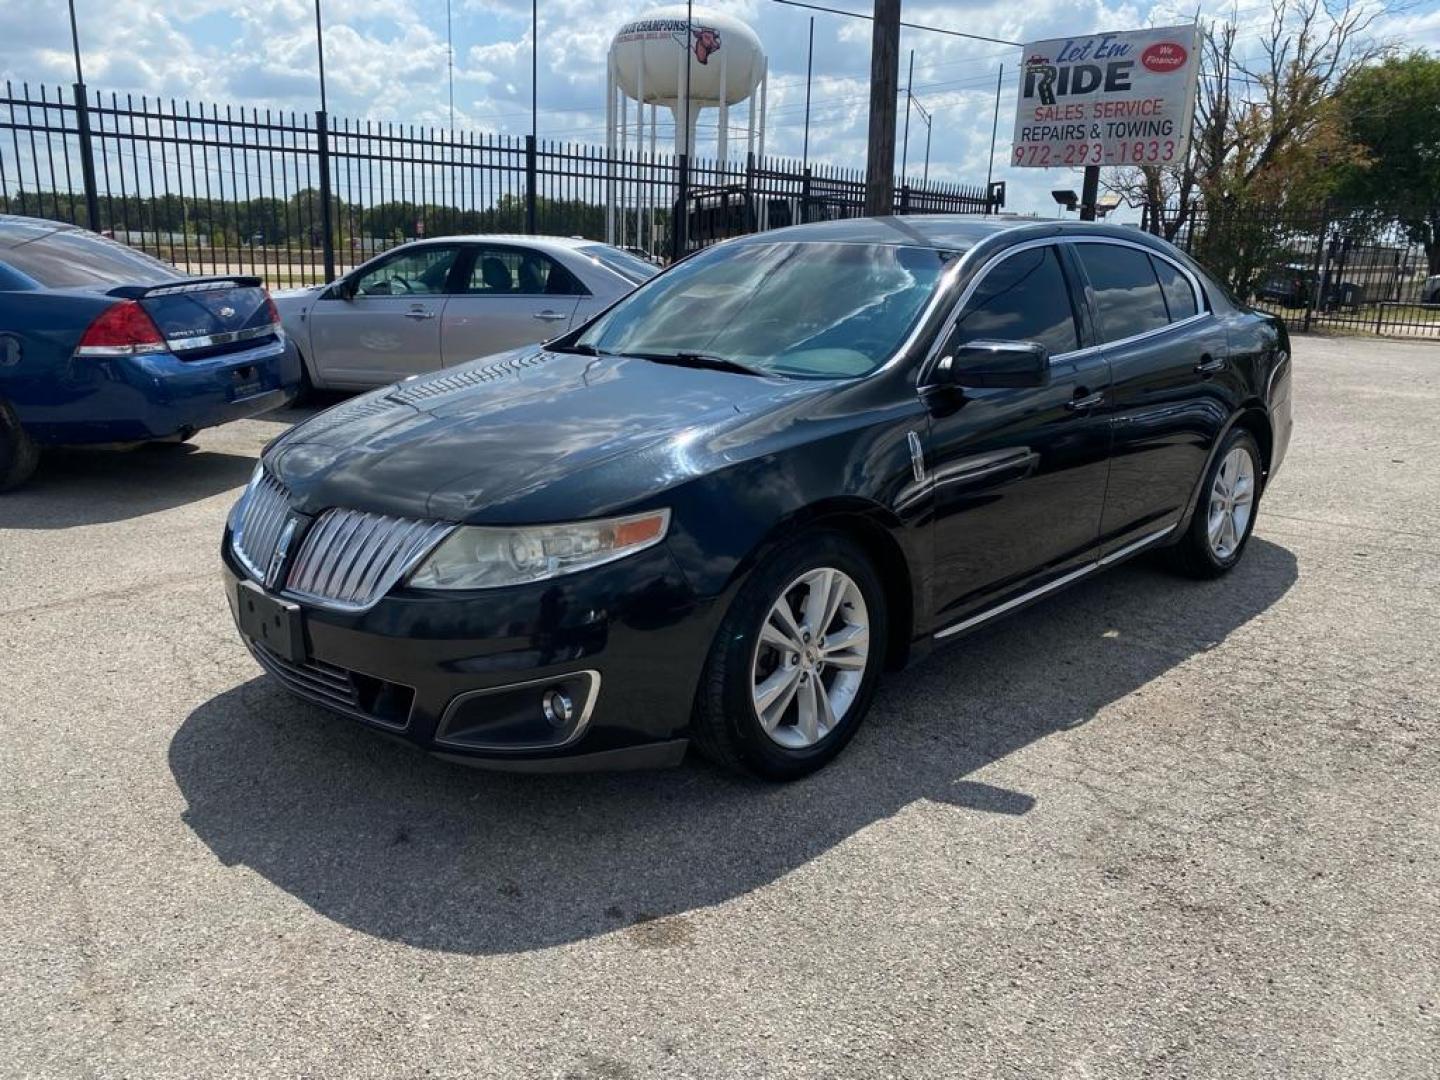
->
[1207,446,1256,560]
[750,567,870,749]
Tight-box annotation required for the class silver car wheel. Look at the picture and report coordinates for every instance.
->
[750,567,870,749]
[1207,445,1256,560]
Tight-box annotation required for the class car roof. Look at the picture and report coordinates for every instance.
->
[729,214,1171,254]
[0,214,80,249]
[410,234,609,253]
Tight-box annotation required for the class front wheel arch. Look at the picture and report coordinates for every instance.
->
[717,499,917,673]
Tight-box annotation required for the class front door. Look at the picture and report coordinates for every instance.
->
[307,244,464,387]
[922,242,1113,632]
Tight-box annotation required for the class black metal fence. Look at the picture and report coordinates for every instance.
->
[1147,200,1440,339]
[1,81,1005,287]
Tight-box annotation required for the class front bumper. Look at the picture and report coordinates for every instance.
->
[220,535,717,772]
[25,338,299,446]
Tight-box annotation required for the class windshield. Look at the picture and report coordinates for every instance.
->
[575,241,955,379]
[4,229,181,288]
[580,244,658,284]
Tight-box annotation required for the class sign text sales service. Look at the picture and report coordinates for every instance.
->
[1012,25,1201,169]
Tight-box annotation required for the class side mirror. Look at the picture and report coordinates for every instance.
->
[935,339,1049,389]
[326,277,357,301]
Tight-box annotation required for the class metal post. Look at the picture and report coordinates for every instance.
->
[315,110,335,281]
[71,84,101,232]
[1079,165,1099,222]
[531,0,538,141]
[525,134,537,235]
[900,49,913,184]
[683,0,694,158]
[447,0,455,129]
[1304,199,1331,333]
[673,152,689,261]
[863,0,901,217]
[802,16,814,170]
[986,63,1002,205]
[922,113,931,185]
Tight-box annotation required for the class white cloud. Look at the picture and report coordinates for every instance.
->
[2,0,1438,214]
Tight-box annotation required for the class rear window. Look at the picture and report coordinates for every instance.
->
[580,244,658,284]
[1151,255,1199,320]
[1075,243,1172,343]
[4,229,180,289]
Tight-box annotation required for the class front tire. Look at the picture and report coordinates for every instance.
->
[1167,428,1262,579]
[691,532,887,780]
[0,400,40,492]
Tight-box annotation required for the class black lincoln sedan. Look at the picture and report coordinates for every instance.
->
[222,216,1292,780]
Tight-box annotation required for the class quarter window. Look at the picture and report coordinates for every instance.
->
[950,245,1080,357]
[1075,243,1170,342]
[1150,255,1199,321]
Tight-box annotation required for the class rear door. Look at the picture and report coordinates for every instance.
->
[306,244,463,387]
[440,244,585,365]
[1068,240,1230,555]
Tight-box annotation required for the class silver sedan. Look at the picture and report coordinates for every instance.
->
[273,236,657,390]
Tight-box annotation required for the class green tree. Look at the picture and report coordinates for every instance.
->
[1337,52,1440,272]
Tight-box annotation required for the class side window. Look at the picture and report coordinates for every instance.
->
[950,245,1080,357]
[354,246,460,296]
[465,248,586,296]
[1074,243,1170,342]
[1150,255,1199,321]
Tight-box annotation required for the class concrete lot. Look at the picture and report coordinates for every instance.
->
[1,336,1436,1078]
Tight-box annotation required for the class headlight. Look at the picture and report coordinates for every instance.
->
[406,509,671,590]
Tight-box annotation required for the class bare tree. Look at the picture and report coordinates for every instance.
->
[1108,0,1389,236]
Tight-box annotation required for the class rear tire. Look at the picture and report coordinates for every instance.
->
[1166,428,1262,579]
[0,400,40,492]
[691,531,887,780]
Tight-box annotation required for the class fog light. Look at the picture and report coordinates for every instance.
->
[542,687,574,728]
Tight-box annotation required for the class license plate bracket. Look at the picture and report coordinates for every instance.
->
[235,579,306,663]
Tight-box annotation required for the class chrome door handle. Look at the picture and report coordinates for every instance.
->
[532,310,568,322]
[1067,390,1105,411]
[1195,354,1226,374]
[403,309,435,320]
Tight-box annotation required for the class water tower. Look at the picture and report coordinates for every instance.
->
[606,5,769,163]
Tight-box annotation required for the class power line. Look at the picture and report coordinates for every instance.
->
[767,0,1023,47]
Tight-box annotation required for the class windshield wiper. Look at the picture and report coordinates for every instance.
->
[547,341,604,356]
[628,351,771,377]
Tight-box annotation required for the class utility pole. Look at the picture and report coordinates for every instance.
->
[863,0,901,217]
[900,48,913,184]
[802,16,814,169]
[314,0,328,113]
[447,0,455,129]
[66,0,85,83]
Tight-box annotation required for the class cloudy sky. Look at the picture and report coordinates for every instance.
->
[3,0,1438,214]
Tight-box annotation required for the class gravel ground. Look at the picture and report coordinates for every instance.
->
[1,335,1436,1079]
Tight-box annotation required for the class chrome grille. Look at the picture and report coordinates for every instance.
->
[231,469,291,580]
[285,508,453,611]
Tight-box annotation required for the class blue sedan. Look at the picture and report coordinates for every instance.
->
[0,215,300,490]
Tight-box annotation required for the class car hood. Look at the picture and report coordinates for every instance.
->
[269,347,811,523]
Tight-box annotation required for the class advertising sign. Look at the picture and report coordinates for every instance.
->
[1012,25,1202,169]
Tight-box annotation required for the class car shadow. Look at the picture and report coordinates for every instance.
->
[0,401,334,530]
[170,538,1298,956]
